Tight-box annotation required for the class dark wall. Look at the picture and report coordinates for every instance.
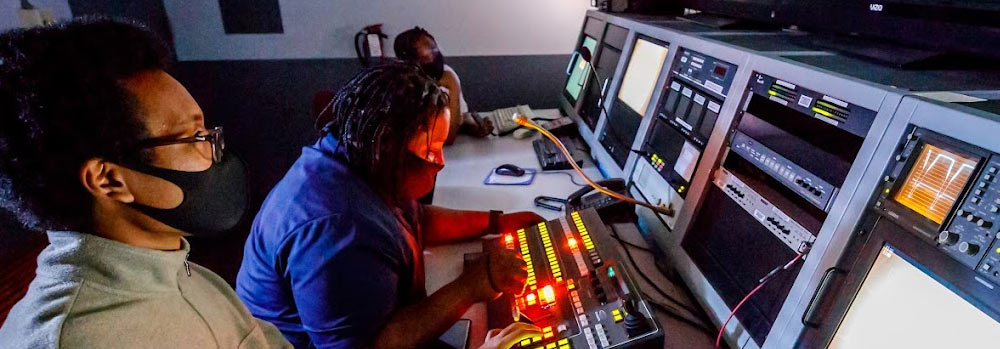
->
[68,0,176,58]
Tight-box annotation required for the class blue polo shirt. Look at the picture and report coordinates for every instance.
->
[236,134,426,348]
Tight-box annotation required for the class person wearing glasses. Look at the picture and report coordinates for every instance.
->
[236,63,543,348]
[0,19,290,348]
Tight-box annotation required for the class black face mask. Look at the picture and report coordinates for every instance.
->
[126,152,249,237]
[422,51,445,80]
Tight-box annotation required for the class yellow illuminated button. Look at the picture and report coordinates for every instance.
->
[545,343,556,348]
[521,339,531,346]
[558,339,569,345]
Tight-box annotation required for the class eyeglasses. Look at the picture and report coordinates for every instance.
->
[135,127,226,163]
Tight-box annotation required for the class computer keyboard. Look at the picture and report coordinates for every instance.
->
[488,105,535,135]
[534,136,583,171]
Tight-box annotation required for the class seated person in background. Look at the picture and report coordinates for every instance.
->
[237,63,543,348]
[0,18,290,348]
[395,26,493,144]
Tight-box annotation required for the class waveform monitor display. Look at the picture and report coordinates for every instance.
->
[894,144,978,224]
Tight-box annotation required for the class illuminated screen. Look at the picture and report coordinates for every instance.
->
[893,144,978,224]
[565,36,598,101]
[616,38,669,116]
[831,246,1000,348]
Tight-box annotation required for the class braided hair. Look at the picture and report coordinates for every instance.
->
[316,62,448,203]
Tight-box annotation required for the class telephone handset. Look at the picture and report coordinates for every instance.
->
[355,24,388,67]
[566,178,637,223]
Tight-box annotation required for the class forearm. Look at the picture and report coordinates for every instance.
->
[423,206,490,246]
[373,274,481,348]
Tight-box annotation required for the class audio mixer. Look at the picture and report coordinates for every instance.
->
[483,208,663,349]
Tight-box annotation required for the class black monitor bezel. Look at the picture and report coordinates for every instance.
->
[774,0,1000,58]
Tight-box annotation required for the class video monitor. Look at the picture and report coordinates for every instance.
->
[616,38,669,116]
[831,245,1000,348]
[893,144,978,224]
[599,36,669,168]
[564,36,598,104]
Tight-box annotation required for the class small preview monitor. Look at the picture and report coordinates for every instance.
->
[565,36,598,103]
[599,36,669,169]
[617,38,670,116]
[894,143,978,224]
[831,245,1000,348]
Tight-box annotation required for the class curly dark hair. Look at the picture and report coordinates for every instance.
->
[0,17,170,231]
[393,26,435,62]
[316,62,448,204]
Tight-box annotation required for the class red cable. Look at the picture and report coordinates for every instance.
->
[715,253,804,348]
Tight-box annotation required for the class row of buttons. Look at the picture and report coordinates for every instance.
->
[794,178,824,197]
[955,209,994,229]
[724,184,746,199]
[765,216,791,235]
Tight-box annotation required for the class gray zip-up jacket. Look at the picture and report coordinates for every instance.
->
[0,231,292,348]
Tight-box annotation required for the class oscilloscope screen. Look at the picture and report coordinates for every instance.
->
[893,144,979,224]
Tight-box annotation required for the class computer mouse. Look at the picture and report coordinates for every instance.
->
[495,164,526,177]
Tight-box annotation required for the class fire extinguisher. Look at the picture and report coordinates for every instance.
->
[355,24,388,67]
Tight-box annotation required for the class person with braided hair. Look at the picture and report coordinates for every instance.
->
[237,62,544,348]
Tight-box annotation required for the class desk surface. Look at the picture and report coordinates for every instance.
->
[425,109,716,349]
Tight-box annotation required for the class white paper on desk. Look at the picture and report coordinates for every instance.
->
[484,168,537,185]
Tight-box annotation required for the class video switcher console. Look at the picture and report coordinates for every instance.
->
[484,208,663,349]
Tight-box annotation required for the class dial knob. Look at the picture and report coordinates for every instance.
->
[959,242,981,256]
[938,231,960,246]
[977,219,994,229]
[957,209,968,217]
[967,214,978,222]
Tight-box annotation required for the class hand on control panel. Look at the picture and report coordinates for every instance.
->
[498,212,546,235]
[480,322,542,349]
[465,248,529,301]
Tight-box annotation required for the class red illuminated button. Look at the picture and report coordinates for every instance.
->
[505,234,513,244]
[540,285,556,304]
[567,237,578,248]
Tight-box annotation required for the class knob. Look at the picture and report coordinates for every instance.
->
[938,231,960,245]
[959,242,980,256]
[967,214,978,222]
[977,219,993,228]
[957,209,968,217]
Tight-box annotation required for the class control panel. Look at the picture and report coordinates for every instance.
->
[874,127,1000,287]
[486,209,663,349]
[730,131,839,211]
[632,49,740,230]
[939,158,1000,269]
[674,48,738,98]
[749,74,877,138]
[715,168,816,253]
